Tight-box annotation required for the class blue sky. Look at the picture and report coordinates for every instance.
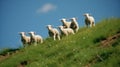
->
[0,0,120,49]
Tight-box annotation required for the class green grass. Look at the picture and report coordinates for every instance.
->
[0,18,120,67]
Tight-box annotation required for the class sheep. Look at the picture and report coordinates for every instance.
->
[46,25,61,40]
[29,31,43,45]
[58,26,75,36]
[83,13,95,27]
[61,18,72,28]
[70,17,79,33]
[19,32,31,47]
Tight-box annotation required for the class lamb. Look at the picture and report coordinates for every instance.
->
[19,32,31,47]
[58,26,75,36]
[83,13,95,27]
[46,25,61,40]
[29,31,43,45]
[70,17,79,33]
[61,18,72,28]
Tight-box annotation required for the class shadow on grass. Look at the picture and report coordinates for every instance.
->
[93,36,106,44]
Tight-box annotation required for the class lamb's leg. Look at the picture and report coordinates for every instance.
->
[41,39,43,43]
[72,31,75,34]
[53,35,56,40]
[57,35,61,40]
[65,33,68,36]
[90,22,92,27]
[93,22,95,27]
[85,22,89,27]
[75,28,78,33]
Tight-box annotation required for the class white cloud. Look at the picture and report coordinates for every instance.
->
[37,3,57,13]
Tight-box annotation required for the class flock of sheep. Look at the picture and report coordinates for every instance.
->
[19,13,95,47]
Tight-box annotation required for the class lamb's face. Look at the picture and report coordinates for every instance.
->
[20,32,25,36]
[84,13,89,17]
[71,18,76,21]
[29,32,35,36]
[47,25,52,29]
[61,19,66,23]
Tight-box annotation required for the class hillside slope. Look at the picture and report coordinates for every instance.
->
[0,18,120,67]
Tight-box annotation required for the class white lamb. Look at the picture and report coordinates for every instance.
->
[70,17,79,33]
[19,32,31,46]
[61,18,72,28]
[58,26,75,36]
[29,31,43,45]
[83,13,95,27]
[46,25,60,40]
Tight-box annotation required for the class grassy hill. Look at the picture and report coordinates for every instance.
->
[0,18,120,67]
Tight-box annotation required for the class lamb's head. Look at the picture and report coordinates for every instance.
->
[61,18,67,23]
[29,31,35,36]
[19,32,25,36]
[83,13,90,17]
[58,26,64,29]
[71,17,77,22]
[47,25,52,29]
